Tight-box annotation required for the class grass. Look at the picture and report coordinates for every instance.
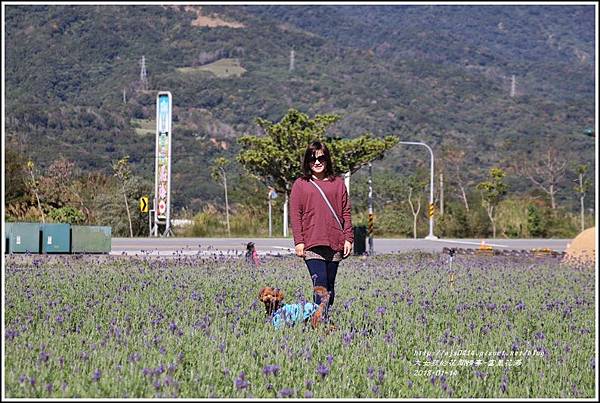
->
[176,58,246,78]
[4,252,596,398]
[130,119,155,136]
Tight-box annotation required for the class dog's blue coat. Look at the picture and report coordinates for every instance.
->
[272,302,318,329]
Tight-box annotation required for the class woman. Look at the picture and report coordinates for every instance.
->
[290,141,353,324]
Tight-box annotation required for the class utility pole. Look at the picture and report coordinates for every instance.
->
[123,88,127,104]
[440,172,444,216]
[268,187,277,237]
[398,141,438,240]
[140,56,148,90]
[368,162,374,255]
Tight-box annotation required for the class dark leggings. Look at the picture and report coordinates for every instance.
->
[305,259,339,307]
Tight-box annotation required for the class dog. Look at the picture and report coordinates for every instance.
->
[258,286,333,330]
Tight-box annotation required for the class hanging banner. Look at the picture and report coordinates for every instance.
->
[155,92,172,223]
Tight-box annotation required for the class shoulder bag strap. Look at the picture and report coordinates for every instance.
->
[309,179,344,231]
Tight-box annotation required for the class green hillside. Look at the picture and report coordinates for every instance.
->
[4,4,596,215]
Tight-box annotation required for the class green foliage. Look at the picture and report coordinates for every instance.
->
[437,202,471,238]
[476,168,508,208]
[237,108,397,195]
[47,206,85,224]
[527,204,546,238]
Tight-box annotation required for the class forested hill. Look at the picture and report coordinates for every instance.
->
[4,4,595,212]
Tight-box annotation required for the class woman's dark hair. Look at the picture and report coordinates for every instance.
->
[301,141,336,180]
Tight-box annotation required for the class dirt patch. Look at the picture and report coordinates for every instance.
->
[563,227,596,267]
[184,6,245,28]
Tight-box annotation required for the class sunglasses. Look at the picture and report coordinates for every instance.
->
[309,155,327,164]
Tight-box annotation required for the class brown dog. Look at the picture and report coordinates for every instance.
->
[258,287,285,317]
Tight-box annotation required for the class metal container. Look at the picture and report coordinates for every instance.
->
[71,225,111,254]
[353,225,367,256]
[5,222,13,254]
[41,223,71,253]
[10,222,42,254]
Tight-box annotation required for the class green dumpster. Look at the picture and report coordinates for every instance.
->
[11,222,42,254]
[353,225,367,256]
[42,223,71,253]
[71,225,111,254]
[5,222,13,254]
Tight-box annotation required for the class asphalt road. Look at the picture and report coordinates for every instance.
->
[110,237,571,256]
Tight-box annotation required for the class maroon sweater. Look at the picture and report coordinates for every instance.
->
[290,176,354,251]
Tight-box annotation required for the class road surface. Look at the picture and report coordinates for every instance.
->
[110,237,571,256]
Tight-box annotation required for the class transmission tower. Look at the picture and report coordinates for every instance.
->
[289,49,295,72]
[510,74,516,97]
[140,55,148,90]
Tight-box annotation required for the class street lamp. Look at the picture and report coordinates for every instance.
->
[398,141,438,240]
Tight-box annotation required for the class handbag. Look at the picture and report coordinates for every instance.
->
[309,179,344,231]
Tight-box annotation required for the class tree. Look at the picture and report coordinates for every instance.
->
[237,108,398,197]
[25,160,45,223]
[573,164,590,232]
[440,144,473,211]
[513,146,567,210]
[211,157,231,237]
[476,167,508,238]
[48,206,85,224]
[112,155,134,238]
[406,175,427,239]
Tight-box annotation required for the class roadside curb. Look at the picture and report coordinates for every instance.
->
[442,246,565,258]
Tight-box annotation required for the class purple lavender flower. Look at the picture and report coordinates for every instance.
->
[407,380,413,388]
[316,363,329,379]
[153,379,162,390]
[304,391,313,398]
[142,367,151,377]
[39,351,49,363]
[278,387,294,397]
[235,371,249,389]
[19,374,27,384]
[342,332,354,346]
[128,352,141,363]
[46,383,53,393]
[305,380,314,390]
[55,315,64,324]
[263,364,281,376]
[30,377,36,387]
[500,375,508,393]
[326,354,334,365]
[154,364,165,375]
[376,306,386,316]
[377,368,385,384]
[367,366,375,379]
[92,369,101,382]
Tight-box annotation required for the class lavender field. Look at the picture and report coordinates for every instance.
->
[4,252,596,398]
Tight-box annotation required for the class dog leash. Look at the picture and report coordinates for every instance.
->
[309,179,344,231]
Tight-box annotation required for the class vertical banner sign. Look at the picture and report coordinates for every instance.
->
[155,92,172,225]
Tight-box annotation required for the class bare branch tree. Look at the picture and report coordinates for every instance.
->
[514,147,567,210]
